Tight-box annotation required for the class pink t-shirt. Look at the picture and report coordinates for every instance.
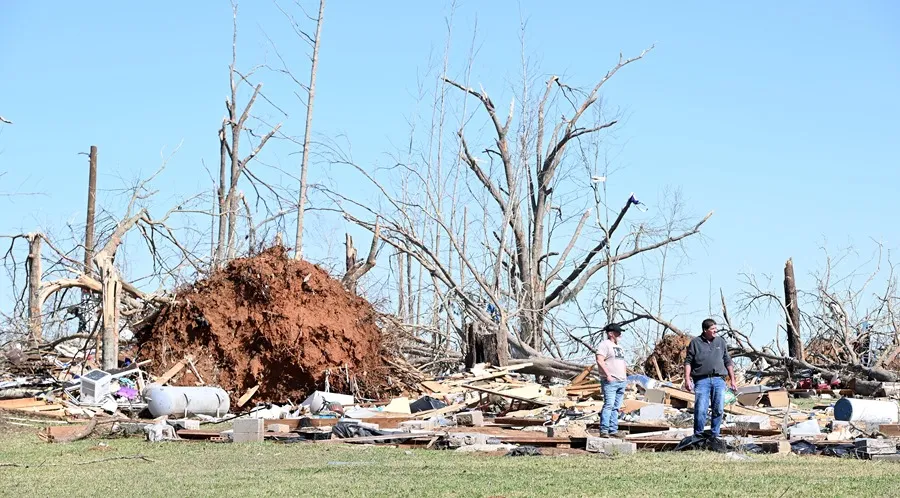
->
[596,339,627,381]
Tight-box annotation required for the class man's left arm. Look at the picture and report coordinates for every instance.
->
[723,339,737,390]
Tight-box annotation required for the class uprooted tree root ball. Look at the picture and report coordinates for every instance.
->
[136,246,399,404]
[643,333,693,380]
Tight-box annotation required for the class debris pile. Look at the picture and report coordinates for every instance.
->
[2,248,900,461]
[137,246,397,404]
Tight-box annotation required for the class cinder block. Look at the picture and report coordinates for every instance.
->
[233,431,263,443]
[233,418,264,434]
[454,411,484,427]
[447,432,489,448]
[638,404,667,421]
[645,389,668,404]
[399,419,436,431]
[731,415,771,430]
[268,423,291,433]
[586,437,636,455]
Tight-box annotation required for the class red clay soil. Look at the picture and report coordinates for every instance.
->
[643,333,692,380]
[136,246,392,405]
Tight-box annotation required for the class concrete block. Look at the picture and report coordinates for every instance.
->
[399,419,436,431]
[645,389,668,404]
[233,418,264,434]
[268,423,291,433]
[870,453,900,462]
[586,437,636,455]
[167,419,201,431]
[453,411,484,427]
[233,431,263,443]
[855,438,897,455]
[731,415,771,430]
[455,443,516,453]
[638,404,667,421]
[447,432,490,448]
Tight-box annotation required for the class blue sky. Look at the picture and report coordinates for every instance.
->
[1,1,898,346]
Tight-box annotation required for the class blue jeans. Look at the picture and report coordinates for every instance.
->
[600,380,626,434]
[693,376,726,436]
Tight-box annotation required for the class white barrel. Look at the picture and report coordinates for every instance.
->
[143,385,230,418]
[834,397,899,424]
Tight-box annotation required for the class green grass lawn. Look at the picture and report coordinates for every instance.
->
[2,423,899,497]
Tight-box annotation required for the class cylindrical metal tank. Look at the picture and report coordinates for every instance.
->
[143,385,230,418]
[834,397,899,423]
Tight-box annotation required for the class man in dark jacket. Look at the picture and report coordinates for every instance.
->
[683,319,737,437]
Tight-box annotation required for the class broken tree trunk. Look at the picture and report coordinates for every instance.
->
[93,209,146,371]
[97,257,121,371]
[783,258,804,361]
[464,322,499,368]
[26,233,42,343]
[342,221,379,295]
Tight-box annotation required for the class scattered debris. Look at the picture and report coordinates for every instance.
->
[2,249,899,462]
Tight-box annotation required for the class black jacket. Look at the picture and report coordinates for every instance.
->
[684,335,732,378]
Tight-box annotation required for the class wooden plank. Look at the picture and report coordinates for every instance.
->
[659,387,773,417]
[570,366,594,385]
[445,363,534,386]
[494,416,545,427]
[155,359,186,385]
[237,385,259,407]
[878,424,900,437]
[621,399,651,414]
[762,390,790,408]
[321,432,437,444]
[419,381,446,393]
[461,384,551,406]
[177,429,221,440]
[0,398,48,409]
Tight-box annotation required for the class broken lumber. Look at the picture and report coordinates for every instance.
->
[237,385,259,407]
[460,384,551,406]
[658,387,774,417]
[154,360,186,385]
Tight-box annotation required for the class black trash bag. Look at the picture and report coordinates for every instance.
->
[822,444,857,458]
[332,421,387,438]
[409,396,447,413]
[331,421,411,444]
[790,440,819,455]
[738,443,765,454]
[506,446,542,457]
[673,431,729,453]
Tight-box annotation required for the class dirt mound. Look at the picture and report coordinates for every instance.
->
[643,333,692,380]
[136,246,393,404]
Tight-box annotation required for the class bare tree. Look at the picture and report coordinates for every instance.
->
[215,1,282,266]
[328,45,712,378]
[283,0,326,260]
[721,242,900,386]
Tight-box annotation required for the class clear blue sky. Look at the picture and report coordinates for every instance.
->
[1,1,898,345]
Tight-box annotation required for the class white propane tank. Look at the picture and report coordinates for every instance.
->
[143,385,230,418]
[833,397,899,424]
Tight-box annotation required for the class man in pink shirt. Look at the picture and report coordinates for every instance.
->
[596,323,628,437]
